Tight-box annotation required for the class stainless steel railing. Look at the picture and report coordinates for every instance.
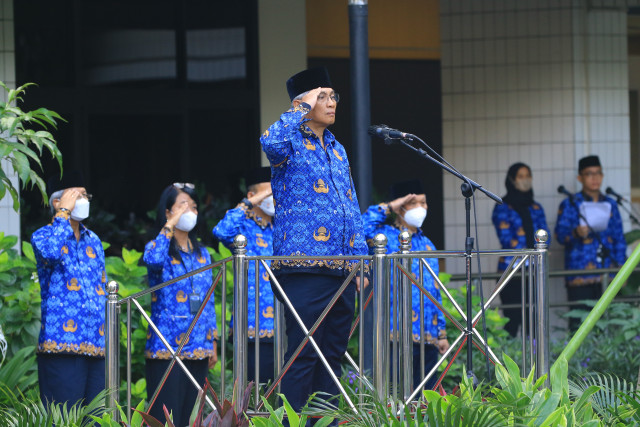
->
[104,229,552,419]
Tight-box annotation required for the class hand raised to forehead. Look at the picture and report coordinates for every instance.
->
[301,87,324,110]
[389,193,417,214]
[58,188,82,211]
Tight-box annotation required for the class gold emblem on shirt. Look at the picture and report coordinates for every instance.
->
[333,149,343,161]
[176,333,190,345]
[517,227,525,236]
[262,271,269,281]
[61,245,68,255]
[95,285,105,296]
[63,319,78,333]
[347,188,353,201]
[206,328,215,341]
[99,324,105,336]
[303,138,316,151]
[499,221,509,230]
[171,257,181,265]
[432,314,438,326]
[313,179,329,193]
[263,306,274,319]
[152,292,157,302]
[412,310,419,322]
[67,278,81,291]
[257,235,269,248]
[313,227,331,242]
[349,234,355,248]
[176,290,188,303]
[86,246,96,259]
[198,255,206,264]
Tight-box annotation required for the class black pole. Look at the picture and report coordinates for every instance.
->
[348,0,373,374]
[348,0,372,210]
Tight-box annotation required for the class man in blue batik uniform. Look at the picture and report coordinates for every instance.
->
[362,180,449,390]
[213,167,275,385]
[32,175,107,406]
[260,66,369,412]
[555,155,627,330]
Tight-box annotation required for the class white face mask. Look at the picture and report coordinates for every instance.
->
[70,198,90,221]
[514,178,532,192]
[403,207,427,228]
[175,211,198,232]
[259,196,275,217]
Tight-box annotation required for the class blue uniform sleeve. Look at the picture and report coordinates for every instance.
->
[212,206,247,248]
[362,204,390,240]
[143,230,172,272]
[260,104,311,166]
[31,214,74,265]
[609,203,627,266]
[491,204,517,249]
[555,198,580,247]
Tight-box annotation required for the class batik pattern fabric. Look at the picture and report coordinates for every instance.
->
[260,103,369,276]
[143,230,217,360]
[362,204,446,344]
[32,212,107,357]
[491,202,551,271]
[555,192,627,286]
[212,206,275,339]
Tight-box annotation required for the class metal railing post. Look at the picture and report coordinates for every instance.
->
[275,300,285,396]
[233,234,248,412]
[105,280,120,421]
[398,231,413,399]
[372,233,388,400]
[534,230,550,385]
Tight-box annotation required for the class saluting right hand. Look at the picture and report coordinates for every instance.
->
[300,87,325,111]
[247,188,273,207]
[389,193,417,214]
[165,201,190,229]
[58,189,81,211]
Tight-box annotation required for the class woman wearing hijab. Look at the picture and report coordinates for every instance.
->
[492,163,550,337]
[143,183,218,426]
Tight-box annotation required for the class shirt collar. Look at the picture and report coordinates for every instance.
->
[580,191,605,202]
[300,124,336,148]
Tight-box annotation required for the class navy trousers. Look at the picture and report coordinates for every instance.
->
[145,358,208,427]
[274,273,356,413]
[247,341,275,387]
[37,353,105,407]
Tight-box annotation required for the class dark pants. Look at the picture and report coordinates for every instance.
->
[37,353,105,408]
[567,282,602,331]
[247,341,275,386]
[146,358,208,427]
[274,273,356,413]
[389,344,440,390]
[500,278,529,338]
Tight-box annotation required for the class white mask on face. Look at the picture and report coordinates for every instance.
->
[70,198,90,221]
[514,178,533,192]
[403,207,427,228]
[175,211,198,232]
[259,196,275,217]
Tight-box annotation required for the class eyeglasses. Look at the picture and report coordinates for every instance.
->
[173,182,195,190]
[317,91,340,104]
[580,171,603,178]
[81,193,93,201]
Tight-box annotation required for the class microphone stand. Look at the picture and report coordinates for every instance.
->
[388,136,502,383]
[610,194,640,228]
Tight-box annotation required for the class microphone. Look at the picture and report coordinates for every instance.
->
[606,187,625,202]
[557,185,574,203]
[367,124,411,140]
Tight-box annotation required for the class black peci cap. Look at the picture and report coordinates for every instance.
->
[245,167,271,187]
[47,170,85,197]
[578,155,601,172]
[286,67,332,101]
[389,179,424,200]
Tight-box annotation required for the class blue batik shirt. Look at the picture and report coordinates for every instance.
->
[32,212,107,357]
[143,229,217,359]
[555,192,627,286]
[260,103,369,276]
[491,202,550,271]
[362,204,446,344]
[212,205,275,339]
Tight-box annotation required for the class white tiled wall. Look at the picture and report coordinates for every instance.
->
[0,0,18,243]
[440,1,636,324]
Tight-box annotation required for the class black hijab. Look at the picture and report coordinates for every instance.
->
[502,163,535,248]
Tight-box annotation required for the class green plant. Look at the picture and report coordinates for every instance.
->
[0,233,41,358]
[569,373,637,425]
[92,399,146,427]
[0,385,108,427]
[0,82,64,211]
[0,346,38,403]
[253,393,333,427]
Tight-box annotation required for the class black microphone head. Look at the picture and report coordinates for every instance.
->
[557,185,566,194]
[605,187,614,195]
[367,125,380,136]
